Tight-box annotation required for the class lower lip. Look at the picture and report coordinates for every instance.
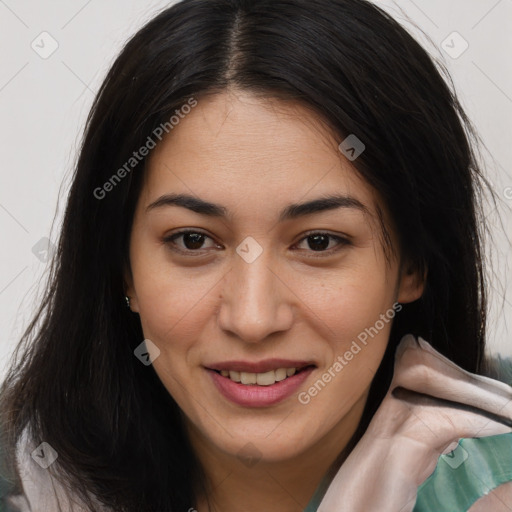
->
[207,367,315,407]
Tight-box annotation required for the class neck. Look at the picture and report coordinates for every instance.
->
[189,391,369,512]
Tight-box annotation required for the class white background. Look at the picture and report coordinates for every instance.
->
[0,0,511,382]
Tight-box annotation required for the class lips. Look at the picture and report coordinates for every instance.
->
[205,358,317,407]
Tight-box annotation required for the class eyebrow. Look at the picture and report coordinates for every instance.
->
[145,193,369,222]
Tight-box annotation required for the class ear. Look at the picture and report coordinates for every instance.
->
[123,262,140,313]
[397,259,426,304]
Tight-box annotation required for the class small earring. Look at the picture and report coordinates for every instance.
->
[125,296,131,308]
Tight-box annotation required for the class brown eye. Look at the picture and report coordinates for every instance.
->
[295,232,350,255]
[179,232,206,250]
[305,234,330,251]
[163,230,218,254]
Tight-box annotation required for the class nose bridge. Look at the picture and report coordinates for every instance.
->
[218,245,293,342]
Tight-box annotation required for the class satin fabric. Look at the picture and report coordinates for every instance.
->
[304,336,512,512]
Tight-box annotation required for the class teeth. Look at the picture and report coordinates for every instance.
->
[219,367,301,385]
[240,372,257,385]
[257,370,276,386]
[275,368,287,381]
[229,370,241,382]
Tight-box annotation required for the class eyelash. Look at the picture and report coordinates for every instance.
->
[162,230,351,257]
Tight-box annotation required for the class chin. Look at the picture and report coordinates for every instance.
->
[214,428,312,464]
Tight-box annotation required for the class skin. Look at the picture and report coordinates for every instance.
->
[124,89,424,512]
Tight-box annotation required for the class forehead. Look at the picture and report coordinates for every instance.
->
[140,90,381,224]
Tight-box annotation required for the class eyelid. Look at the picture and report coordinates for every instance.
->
[162,229,351,256]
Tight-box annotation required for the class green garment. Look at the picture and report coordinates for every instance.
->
[303,355,512,512]
[303,431,512,512]
[414,432,512,511]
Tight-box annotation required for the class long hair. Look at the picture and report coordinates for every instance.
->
[0,0,492,510]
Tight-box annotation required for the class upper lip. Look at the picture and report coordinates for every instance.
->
[205,359,316,373]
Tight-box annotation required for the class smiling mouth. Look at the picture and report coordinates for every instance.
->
[211,365,315,386]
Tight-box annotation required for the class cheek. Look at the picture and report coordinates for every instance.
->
[295,264,396,411]
[132,264,217,406]
[299,282,392,432]
[131,244,220,348]
[302,263,397,348]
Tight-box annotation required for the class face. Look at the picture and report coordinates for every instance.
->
[125,90,423,464]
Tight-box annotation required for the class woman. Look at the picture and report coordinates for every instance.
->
[0,0,511,510]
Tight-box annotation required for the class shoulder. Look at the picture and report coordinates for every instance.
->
[10,424,110,512]
[414,357,512,512]
[467,355,512,512]
[415,432,512,511]
[468,481,512,512]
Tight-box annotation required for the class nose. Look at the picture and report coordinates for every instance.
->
[217,247,294,343]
